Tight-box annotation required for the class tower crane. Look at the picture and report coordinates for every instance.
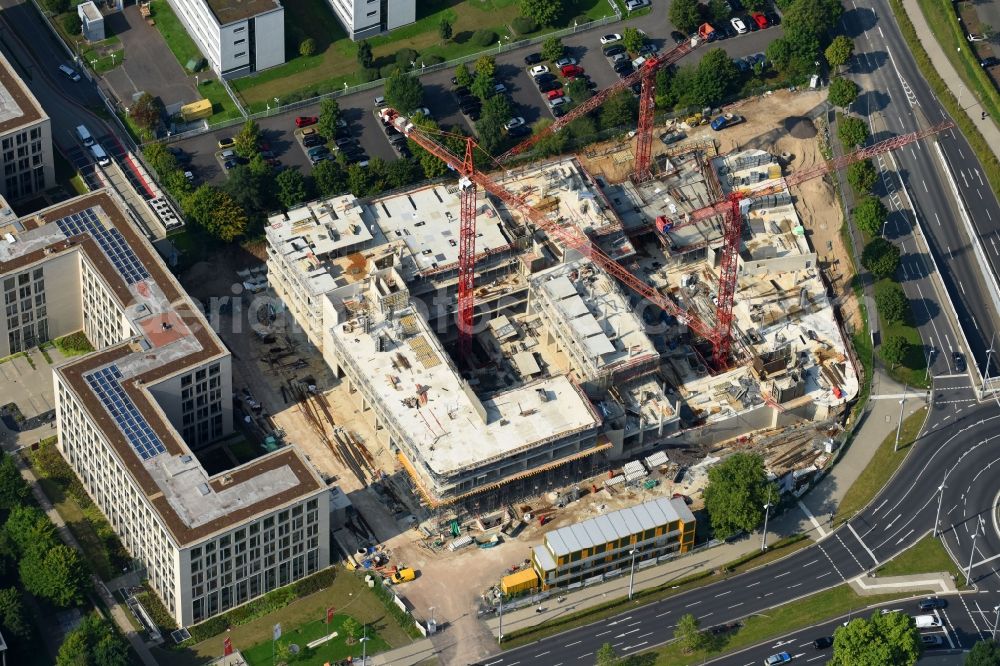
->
[380,103,952,369]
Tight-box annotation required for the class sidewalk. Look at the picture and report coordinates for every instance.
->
[902,0,1000,152]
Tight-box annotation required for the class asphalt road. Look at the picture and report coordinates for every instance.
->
[170,9,782,186]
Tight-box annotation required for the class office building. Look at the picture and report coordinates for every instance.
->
[327,0,416,40]
[0,190,329,627]
[167,0,285,78]
[0,50,52,202]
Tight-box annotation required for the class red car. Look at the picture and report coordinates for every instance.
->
[546,89,564,100]
[295,116,318,128]
[560,64,584,77]
[750,12,768,29]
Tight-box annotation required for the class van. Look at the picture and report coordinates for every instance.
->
[632,56,647,69]
[58,64,81,82]
[90,144,111,167]
[76,125,94,147]
[914,614,941,628]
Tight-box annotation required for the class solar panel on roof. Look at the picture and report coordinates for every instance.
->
[55,208,150,285]
[85,365,166,461]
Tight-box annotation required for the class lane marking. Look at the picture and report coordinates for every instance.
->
[848,522,880,566]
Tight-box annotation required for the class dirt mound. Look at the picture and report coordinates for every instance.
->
[784,116,818,139]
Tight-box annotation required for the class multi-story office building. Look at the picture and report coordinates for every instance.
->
[0,50,52,201]
[530,496,696,589]
[327,0,416,40]
[0,190,330,627]
[167,0,285,78]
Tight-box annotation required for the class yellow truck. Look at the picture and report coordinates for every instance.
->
[391,567,416,584]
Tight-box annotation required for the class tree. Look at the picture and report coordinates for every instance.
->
[5,504,56,556]
[57,626,90,666]
[313,159,347,196]
[477,94,513,154]
[0,588,30,641]
[20,544,87,607]
[782,0,843,61]
[566,115,598,142]
[847,159,879,194]
[346,163,371,196]
[438,17,453,41]
[386,157,421,189]
[356,40,373,68]
[875,281,908,324]
[342,618,360,645]
[45,0,70,12]
[542,36,565,63]
[669,0,701,34]
[61,13,82,35]
[532,119,569,156]
[881,335,909,367]
[831,610,920,666]
[276,169,308,209]
[675,613,705,653]
[474,55,496,80]
[57,615,128,666]
[622,27,646,55]
[693,48,741,107]
[707,0,730,23]
[828,77,859,108]
[93,631,129,666]
[454,63,473,88]
[826,35,855,69]
[967,640,1000,666]
[184,185,248,241]
[471,71,497,101]
[299,38,316,57]
[861,237,900,279]
[703,452,779,539]
[384,69,424,113]
[595,642,620,666]
[766,37,795,71]
[520,0,560,26]
[246,153,270,179]
[233,119,261,159]
[600,90,638,130]
[853,196,888,237]
[565,78,593,105]
[129,93,161,133]
[838,116,869,148]
[317,98,341,142]
[0,452,27,510]
[225,164,267,212]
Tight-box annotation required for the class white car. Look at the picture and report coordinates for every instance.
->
[625,0,649,9]
[529,65,550,77]
[554,57,577,68]
[731,17,747,34]
[413,107,432,117]
[600,34,622,45]
[549,96,571,108]
[503,117,525,130]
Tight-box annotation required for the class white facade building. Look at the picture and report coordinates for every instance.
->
[0,50,52,202]
[166,0,285,78]
[0,191,330,627]
[327,0,415,40]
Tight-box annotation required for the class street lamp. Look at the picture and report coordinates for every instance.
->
[628,548,638,600]
[967,518,984,584]
[933,477,947,538]
[893,384,907,452]
[497,593,503,645]
[498,40,502,53]
[992,605,1000,641]
[195,74,199,87]
[761,487,773,551]
[360,624,370,664]
[983,333,995,395]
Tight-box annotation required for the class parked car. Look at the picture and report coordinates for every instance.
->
[603,44,626,57]
[561,64,584,77]
[921,635,944,647]
[983,56,1000,68]
[504,117,526,130]
[454,85,471,98]
[534,72,556,85]
[743,14,759,31]
[625,0,649,9]
[610,52,629,64]
[529,65,550,77]
[613,60,633,73]
[465,107,481,121]
[546,89,564,100]
[217,137,234,149]
[524,52,542,65]
[374,96,387,107]
[765,11,781,25]
[58,64,81,81]
[600,33,622,44]
[671,30,687,44]
[554,57,578,68]
[413,107,432,118]
[660,131,685,145]
[538,80,562,93]
[812,637,833,650]
[303,136,324,148]
[731,17,747,34]
[549,96,571,108]
[295,116,318,128]
[223,159,237,170]
[553,106,568,118]
[334,137,356,149]
[638,43,658,56]
[507,125,530,138]
[493,83,508,94]
[919,598,947,611]
[751,12,768,28]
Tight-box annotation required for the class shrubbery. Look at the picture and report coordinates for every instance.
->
[511,16,538,34]
[472,29,497,47]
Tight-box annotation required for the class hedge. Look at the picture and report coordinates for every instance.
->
[184,568,337,643]
[472,29,497,47]
[511,17,538,35]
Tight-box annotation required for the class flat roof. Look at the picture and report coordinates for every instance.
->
[206,0,281,25]
[78,1,102,21]
[544,497,695,557]
[0,50,44,135]
[327,292,600,477]
[0,191,324,547]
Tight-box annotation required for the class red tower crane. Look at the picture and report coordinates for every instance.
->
[456,137,477,360]
[383,105,952,369]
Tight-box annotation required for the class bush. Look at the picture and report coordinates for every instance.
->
[423,55,445,65]
[511,16,538,34]
[395,48,419,70]
[861,237,900,280]
[875,281,908,324]
[61,13,81,35]
[380,63,401,79]
[44,0,69,13]
[299,38,316,57]
[360,68,380,83]
[853,195,887,236]
[472,29,498,47]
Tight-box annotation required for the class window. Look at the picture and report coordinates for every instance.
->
[367,9,376,16]
[234,25,245,32]
[235,51,246,58]
[234,38,245,45]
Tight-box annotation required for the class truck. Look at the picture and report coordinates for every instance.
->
[698,23,717,42]
[913,614,942,628]
[710,113,745,131]
[390,567,416,584]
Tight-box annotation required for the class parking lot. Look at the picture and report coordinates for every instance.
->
[170,8,782,186]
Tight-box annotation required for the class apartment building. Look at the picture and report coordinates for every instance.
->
[167,0,285,78]
[530,496,696,589]
[328,0,416,40]
[0,190,330,627]
[0,50,52,201]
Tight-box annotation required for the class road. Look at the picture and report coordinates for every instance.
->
[169,10,781,186]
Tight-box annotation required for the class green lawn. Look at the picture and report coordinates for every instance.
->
[150,0,203,71]
[81,36,123,74]
[877,279,930,388]
[834,406,928,525]
[243,613,390,665]
[196,79,243,122]
[233,0,622,111]
[877,534,963,583]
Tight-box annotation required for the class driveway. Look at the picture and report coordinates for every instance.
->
[172,5,782,185]
[101,6,197,109]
